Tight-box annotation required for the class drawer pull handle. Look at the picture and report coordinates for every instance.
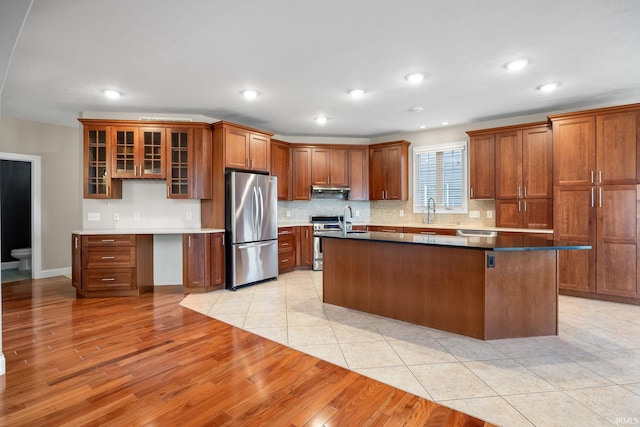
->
[101,278,116,281]
[101,256,116,259]
[280,259,289,263]
[101,239,116,242]
[281,243,289,246]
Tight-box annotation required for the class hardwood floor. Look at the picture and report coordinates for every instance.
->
[0,277,494,426]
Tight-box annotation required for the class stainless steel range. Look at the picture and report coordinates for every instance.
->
[311,215,342,271]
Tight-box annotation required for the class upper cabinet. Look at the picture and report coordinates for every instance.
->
[79,119,212,199]
[291,146,312,200]
[369,141,410,201]
[494,123,552,200]
[270,139,291,200]
[551,106,639,186]
[347,147,369,201]
[112,126,165,179]
[467,132,495,199]
[311,147,349,186]
[215,121,272,173]
[166,125,212,199]
[81,122,122,199]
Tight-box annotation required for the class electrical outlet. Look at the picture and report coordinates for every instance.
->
[134,212,140,221]
[113,212,120,221]
[399,209,404,217]
[286,210,291,217]
[87,212,100,221]
[486,210,493,219]
[186,211,192,221]
[355,210,360,217]
[469,210,480,219]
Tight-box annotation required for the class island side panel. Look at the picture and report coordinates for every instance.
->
[323,238,487,339]
[484,250,558,339]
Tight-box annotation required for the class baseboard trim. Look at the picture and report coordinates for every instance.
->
[1,261,19,270]
[36,267,72,279]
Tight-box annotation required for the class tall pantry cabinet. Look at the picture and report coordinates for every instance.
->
[550,104,640,302]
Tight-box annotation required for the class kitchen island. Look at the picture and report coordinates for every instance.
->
[318,231,590,340]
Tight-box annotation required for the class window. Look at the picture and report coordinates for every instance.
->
[413,142,467,214]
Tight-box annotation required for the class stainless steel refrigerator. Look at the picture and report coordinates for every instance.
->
[225,171,278,290]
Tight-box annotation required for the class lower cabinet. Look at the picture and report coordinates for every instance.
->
[183,232,225,293]
[297,225,314,267]
[367,225,403,233]
[74,234,153,297]
[402,227,456,236]
[278,227,296,273]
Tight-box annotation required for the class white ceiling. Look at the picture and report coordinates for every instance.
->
[1,0,640,137]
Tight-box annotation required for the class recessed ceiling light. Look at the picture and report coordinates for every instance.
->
[419,125,426,129]
[349,89,366,98]
[505,58,528,71]
[103,89,122,99]
[242,89,259,100]
[442,121,449,126]
[405,73,424,83]
[410,106,424,113]
[315,116,328,125]
[538,82,560,92]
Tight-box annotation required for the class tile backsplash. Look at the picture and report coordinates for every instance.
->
[278,198,495,226]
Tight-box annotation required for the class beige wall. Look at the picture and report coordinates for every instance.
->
[0,117,81,271]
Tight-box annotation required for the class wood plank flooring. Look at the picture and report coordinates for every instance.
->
[0,277,495,426]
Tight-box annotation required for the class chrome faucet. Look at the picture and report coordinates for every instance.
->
[340,205,353,236]
[427,197,436,224]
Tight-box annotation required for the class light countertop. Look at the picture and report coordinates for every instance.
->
[73,228,225,235]
[277,221,553,234]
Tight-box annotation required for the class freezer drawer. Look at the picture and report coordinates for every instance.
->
[228,240,278,289]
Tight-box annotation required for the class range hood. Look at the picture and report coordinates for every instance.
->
[311,185,350,199]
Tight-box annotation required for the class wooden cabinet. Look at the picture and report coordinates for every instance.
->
[467,133,495,199]
[112,126,166,179]
[73,234,153,297]
[496,198,553,229]
[311,147,349,186]
[297,226,314,267]
[402,227,457,236]
[278,227,296,273]
[551,104,640,302]
[166,125,212,199]
[348,147,369,201]
[210,232,225,288]
[367,225,403,233]
[183,232,225,293]
[369,141,410,200]
[291,147,313,200]
[81,124,122,199]
[216,121,272,173]
[271,140,291,200]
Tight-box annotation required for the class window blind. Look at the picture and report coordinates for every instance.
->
[414,143,467,212]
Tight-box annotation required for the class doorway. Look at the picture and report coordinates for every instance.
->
[0,152,41,282]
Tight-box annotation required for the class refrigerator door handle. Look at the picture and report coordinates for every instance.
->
[258,186,264,238]
[237,241,275,250]
[252,186,259,235]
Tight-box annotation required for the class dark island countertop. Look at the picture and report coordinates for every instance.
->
[315,230,591,252]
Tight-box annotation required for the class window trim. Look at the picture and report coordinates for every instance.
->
[412,141,468,214]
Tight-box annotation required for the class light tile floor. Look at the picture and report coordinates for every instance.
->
[1,268,31,283]
[180,270,640,427]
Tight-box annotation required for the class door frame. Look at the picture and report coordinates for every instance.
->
[0,152,42,279]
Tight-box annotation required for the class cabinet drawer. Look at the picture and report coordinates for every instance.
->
[83,268,136,291]
[83,247,136,268]
[403,227,457,236]
[278,233,295,251]
[83,234,136,247]
[367,225,403,233]
[278,251,296,272]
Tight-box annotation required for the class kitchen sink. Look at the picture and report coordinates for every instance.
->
[456,229,498,237]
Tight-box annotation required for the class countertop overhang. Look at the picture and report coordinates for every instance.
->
[315,230,590,251]
[73,228,225,235]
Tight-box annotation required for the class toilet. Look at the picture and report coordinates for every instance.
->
[10,248,32,271]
